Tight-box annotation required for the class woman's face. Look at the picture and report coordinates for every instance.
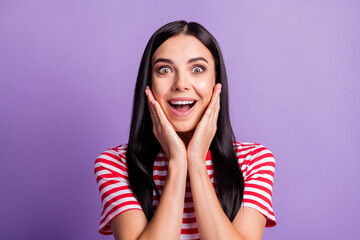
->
[151,34,216,133]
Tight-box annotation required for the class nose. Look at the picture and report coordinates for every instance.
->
[172,71,190,91]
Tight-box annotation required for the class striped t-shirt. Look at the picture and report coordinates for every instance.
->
[94,141,276,238]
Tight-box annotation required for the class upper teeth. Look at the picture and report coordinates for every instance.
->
[171,100,194,105]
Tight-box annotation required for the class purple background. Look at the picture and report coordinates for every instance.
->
[1,1,359,239]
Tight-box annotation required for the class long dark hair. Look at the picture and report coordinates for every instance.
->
[126,20,244,221]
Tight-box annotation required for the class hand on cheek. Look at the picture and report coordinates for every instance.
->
[145,86,187,163]
[187,83,222,163]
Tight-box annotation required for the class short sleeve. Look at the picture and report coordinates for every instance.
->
[94,145,142,235]
[238,143,276,227]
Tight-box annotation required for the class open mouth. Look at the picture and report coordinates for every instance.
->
[168,100,197,112]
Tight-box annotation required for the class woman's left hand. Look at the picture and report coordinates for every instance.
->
[187,83,222,163]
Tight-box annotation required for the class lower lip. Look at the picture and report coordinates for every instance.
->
[167,102,197,117]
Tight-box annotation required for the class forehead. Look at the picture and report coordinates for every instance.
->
[152,34,214,64]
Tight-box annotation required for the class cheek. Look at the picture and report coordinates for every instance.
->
[151,79,170,111]
[151,78,163,101]
[196,79,215,103]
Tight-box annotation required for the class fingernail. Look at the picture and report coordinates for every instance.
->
[212,100,217,106]
[145,90,149,96]
[151,100,155,106]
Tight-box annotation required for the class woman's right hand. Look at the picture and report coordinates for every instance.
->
[145,86,187,164]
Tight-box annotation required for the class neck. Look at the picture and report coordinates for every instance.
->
[177,130,194,147]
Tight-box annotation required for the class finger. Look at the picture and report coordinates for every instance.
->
[145,86,160,127]
[145,86,156,109]
[211,91,221,125]
[207,83,221,117]
[209,83,222,108]
[145,86,170,126]
[208,85,221,126]
[199,84,221,124]
[215,87,221,112]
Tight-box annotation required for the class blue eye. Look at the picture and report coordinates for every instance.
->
[159,67,171,74]
[192,66,204,73]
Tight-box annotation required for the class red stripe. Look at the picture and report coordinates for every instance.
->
[101,185,132,202]
[153,165,168,171]
[181,227,199,234]
[249,161,275,173]
[246,170,275,180]
[242,198,274,218]
[97,178,124,192]
[252,153,275,164]
[182,217,197,223]
[237,156,251,164]
[245,183,272,196]
[100,200,140,225]
[96,158,127,172]
[252,146,271,157]
[243,190,272,206]
[153,174,167,181]
[101,192,138,216]
[246,176,274,187]
[183,207,195,213]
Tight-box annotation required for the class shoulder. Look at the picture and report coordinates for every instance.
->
[94,144,129,180]
[95,144,128,164]
[232,141,275,179]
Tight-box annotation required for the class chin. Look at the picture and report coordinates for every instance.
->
[172,122,197,133]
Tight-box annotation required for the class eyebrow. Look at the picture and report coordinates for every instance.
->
[153,57,208,66]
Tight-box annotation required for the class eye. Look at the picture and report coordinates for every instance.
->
[192,66,204,73]
[158,66,172,74]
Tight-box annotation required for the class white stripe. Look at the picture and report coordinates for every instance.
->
[153,170,168,177]
[99,180,132,198]
[102,189,135,208]
[101,196,140,220]
[243,194,272,210]
[180,233,200,239]
[245,186,272,200]
[185,192,193,198]
[241,202,275,221]
[183,212,196,218]
[97,154,127,169]
[246,179,273,191]
[103,149,122,158]
[249,173,274,182]
[153,160,168,166]
[100,204,142,230]
[95,162,127,178]
[97,177,122,190]
[156,152,166,157]
[96,170,128,188]
[154,179,166,186]
[181,222,198,229]
[247,157,275,173]
[95,169,111,176]
[205,159,213,165]
[95,169,127,183]
[236,147,255,157]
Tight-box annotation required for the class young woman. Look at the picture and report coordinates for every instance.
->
[94,20,276,240]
